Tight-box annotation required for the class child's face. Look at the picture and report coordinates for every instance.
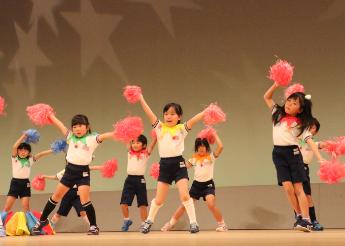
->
[197,145,208,156]
[284,97,302,116]
[310,125,318,136]
[163,107,181,127]
[17,148,30,158]
[131,139,145,152]
[72,124,89,137]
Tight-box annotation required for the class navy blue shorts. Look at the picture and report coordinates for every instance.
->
[57,188,84,217]
[189,179,215,201]
[272,145,307,186]
[60,163,90,188]
[7,178,31,198]
[158,156,189,185]
[120,175,148,207]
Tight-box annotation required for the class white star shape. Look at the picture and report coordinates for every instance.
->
[61,0,127,79]
[129,0,201,37]
[319,0,345,21]
[8,23,52,99]
[30,0,62,35]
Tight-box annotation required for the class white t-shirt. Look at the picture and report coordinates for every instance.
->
[272,105,312,146]
[56,169,77,188]
[153,120,189,158]
[127,150,150,176]
[299,140,318,165]
[189,153,216,182]
[65,131,101,165]
[11,156,35,179]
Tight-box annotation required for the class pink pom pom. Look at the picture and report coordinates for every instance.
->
[318,160,345,184]
[268,59,294,86]
[0,96,6,116]
[113,116,144,143]
[203,103,226,126]
[32,175,46,191]
[101,159,118,178]
[322,137,345,157]
[150,162,160,180]
[284,83,304,98]
[26,103,55,126]
[151,129,157,139]
[123,85,142,104]
[197,127,216,144]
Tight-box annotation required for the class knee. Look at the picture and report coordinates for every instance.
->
[207,203,216,210]
[283,186,295,196]
[180,195,190,202]
[154,199,164,206]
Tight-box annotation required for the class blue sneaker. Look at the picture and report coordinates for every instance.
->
[31,219,49,236]
[190,223,199,233]
[295,219,312,232]
[121,219,133,232]
[0,225,6,237]
[312,220,324,231]
[141,220,153,234]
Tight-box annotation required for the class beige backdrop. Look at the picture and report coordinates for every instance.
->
[1,0,345,197]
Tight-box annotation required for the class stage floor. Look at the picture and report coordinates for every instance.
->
[1,230,345,245]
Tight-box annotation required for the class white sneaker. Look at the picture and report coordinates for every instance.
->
[216,223,228,232]
[0,225,6,237]
[161,222,174,231]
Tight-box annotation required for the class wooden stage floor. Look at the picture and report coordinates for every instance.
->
[1,230,345,245]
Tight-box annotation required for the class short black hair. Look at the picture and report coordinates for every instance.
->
[18,142,31,153]
[311,117,320,132]
[163,103,183,124]
[71,114,91,133]
[194,138,211,153]
[135,134,147,147]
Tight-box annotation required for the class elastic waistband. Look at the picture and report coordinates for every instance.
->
[67,163,90,171]
[12,178,30,182]
[273,145,299,149]
[160,155,183,161]
[193,179,214,185]
[127,175,145,178]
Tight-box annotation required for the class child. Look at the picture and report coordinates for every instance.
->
[264,83,324,232]
[31,114,114,235]
[40,165,103,228]
[137,94,206,234]
[0,132,53,237]
[298,117,323,231]
[120,134,156,231]
[161,133,228,232]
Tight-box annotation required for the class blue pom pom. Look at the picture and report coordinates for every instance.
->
[25,129,40,144]
[51,139,67,154]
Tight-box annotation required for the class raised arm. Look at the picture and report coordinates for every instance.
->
[263,83,279,110]
[98,132,115,142]
[306,138,324,162]
[33,149,53,161]
[186,111,204,130]
[90,165,103,171]
[213,133,224,158]
[139,95,157,125]
[147,137,157,155]
[49,114,68,136]
[12,133,27,157]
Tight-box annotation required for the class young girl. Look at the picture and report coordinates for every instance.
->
[263,83,324,232]
[137,94,205,234]
[298,117,323,231]
[161,133,228,232]
[120,134,156,231]
[31,114,114,235]
[0,132,52,236]
[40,165,103,228]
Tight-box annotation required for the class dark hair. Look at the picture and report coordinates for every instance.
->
[272,92,313,136]
[18,142,31,153]
[71,114,91,133]
[311,117,320,132]
[163,103,183,124]
[194,138,211,153]
[135,134,147,148]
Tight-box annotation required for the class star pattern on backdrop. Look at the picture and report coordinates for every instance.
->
[61,0,127,80]
[129,0,201,37]
[8,23,52,99]
[30,0,62,35]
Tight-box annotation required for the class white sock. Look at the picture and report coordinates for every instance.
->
[0,217,3,226]
[51,214,60,225]
[182,198,197,224]
[124,217,130,221]
[147,199,162,223]
[169,217,177,226]
[302,217,311,222]
[217,220,225,225]
[82,215,90,225]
